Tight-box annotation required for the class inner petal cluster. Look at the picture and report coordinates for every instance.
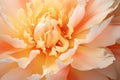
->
[16,3,70,56]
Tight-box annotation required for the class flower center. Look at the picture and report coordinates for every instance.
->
[33,13,69,55]
[17,5,70,56]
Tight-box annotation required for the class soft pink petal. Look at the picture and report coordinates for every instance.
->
[68,66,109,80]
[87,24,120,47]
[71,46,115,70]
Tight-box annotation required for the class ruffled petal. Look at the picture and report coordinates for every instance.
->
[71,46,115,70]
[68,66,109,80]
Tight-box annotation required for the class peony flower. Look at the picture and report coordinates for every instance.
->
[0,0,120,80]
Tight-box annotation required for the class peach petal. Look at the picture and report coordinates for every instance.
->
[46,66,70,80]
[87,24,120,47]
[84,16,113,43]
[58,39,79,60]
[17,50,40,68]
[75,16,112,44]
[87,0,114,13]
[68,67,109,80]
[77,0,120,32]
[0,0,28,14]
[71,46,115,70]
[0,62,17,77]
[0,35,27,48]
[67,1,85,37]
[0,68,30,80]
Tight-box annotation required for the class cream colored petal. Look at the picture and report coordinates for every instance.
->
[0,68,30,80]
[0,35,27,48]
[71,46,115,71]
[58,39,79,61]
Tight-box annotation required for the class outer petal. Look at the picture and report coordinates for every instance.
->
[74,0,120,33]
[68,66,109,80]
[96,46,120,80]
[86,22,120,47]
[0,0,28,13]
[71,46,115,70]
[0,35,27,48]
[0,68,30,80]
[0,62,17,77]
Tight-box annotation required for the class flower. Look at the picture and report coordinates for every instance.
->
[0,0,120,80]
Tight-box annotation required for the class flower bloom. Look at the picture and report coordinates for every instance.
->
[0,0,120,80]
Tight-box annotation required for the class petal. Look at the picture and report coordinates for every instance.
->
[84,16,113,43]
[75,16,113,44]
[71,46,115,70]
[68,66,109,80]
[87,24,120,47]
[97,62,118,80]
[17,50,40,68]
[0,16,16,35]
[46,66,70,80]
[58,39,79,61]
[0,0,28,14]
[75,0,120,33]
[67,1,85,37]
[0,35,27,48]
[86,0,114,13]
[0,39,14,53]
[27,74,41,80]
[0,68,30,80]
[0,62,17,77]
